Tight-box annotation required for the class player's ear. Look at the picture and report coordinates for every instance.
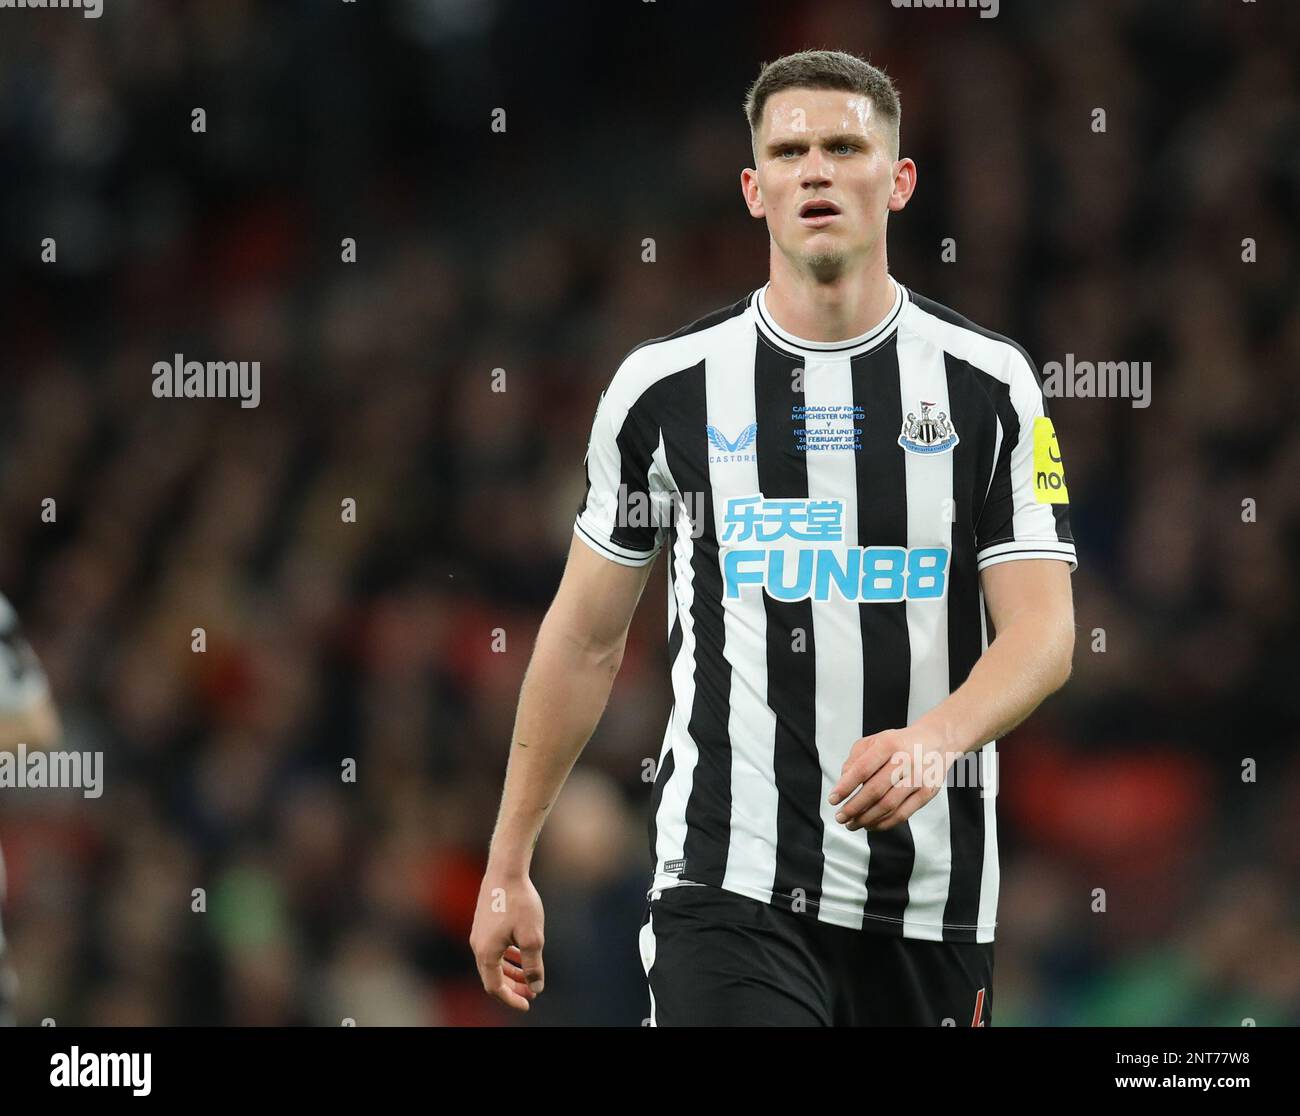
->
[887,158,916,213]
[740,168,764,218]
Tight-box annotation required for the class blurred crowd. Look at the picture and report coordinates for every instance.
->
[0,0,1297,1025]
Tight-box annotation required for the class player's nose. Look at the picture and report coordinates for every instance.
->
[801,151,834,188]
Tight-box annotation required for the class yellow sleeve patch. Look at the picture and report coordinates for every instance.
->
[1032,416,1069,504]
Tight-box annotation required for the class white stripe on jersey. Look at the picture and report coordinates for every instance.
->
[705,327,781,904]
[803,352,870,929]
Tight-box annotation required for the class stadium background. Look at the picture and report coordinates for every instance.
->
[0,0,1297,1026]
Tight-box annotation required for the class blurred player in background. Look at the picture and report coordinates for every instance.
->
[0,592,62,1027]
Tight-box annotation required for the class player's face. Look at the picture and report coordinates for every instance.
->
[745,89,904,278]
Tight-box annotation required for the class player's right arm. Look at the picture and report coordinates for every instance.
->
[469,535,655,1011]
[472,355,668,1011]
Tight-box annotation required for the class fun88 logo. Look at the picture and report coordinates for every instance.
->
[720,495,948,603]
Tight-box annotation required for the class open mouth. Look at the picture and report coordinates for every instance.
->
[798,200,842,225]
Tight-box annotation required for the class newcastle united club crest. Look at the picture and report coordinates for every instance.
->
[897,399,959,455]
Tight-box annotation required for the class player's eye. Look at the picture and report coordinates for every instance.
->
[777,147,802,158]
[832,143,856,155]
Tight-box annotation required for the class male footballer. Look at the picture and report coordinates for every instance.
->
[471,49,1076,1026]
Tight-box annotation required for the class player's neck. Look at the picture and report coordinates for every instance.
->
[763,259,895,344]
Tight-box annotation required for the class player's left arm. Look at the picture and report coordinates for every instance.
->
[829,559,1074,831]
[930,557,1075,753]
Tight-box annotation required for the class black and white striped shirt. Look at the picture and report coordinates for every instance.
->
[575,276,1076,942]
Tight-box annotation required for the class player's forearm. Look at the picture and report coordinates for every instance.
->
[485,616,625,875]
[915,611,1074,757]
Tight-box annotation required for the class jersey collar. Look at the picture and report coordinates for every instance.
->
[753,275,907,359]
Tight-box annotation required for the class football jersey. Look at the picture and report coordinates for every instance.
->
[575,276,1075,941]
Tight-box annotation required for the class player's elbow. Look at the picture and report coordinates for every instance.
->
[1048,621,1075,693]
[539,606,628,679]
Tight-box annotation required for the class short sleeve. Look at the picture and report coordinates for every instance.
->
[975,350,1078,572]
[574,372,670,568]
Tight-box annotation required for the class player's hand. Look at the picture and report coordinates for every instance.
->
[469,870,546,1012]
[828,726,953,832]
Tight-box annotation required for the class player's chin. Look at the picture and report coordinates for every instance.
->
[801,245,854,277]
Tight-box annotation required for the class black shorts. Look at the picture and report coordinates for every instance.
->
[639,884,994,1027]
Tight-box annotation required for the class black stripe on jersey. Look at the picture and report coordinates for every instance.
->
[851,341,916,930]
[652,541,683,866]
[753,340,824,912]
[907,289,1072,548]
[658,360,733,888]
[941,354,988,943]
[608,396,661,555]
[974,370,1016,552]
